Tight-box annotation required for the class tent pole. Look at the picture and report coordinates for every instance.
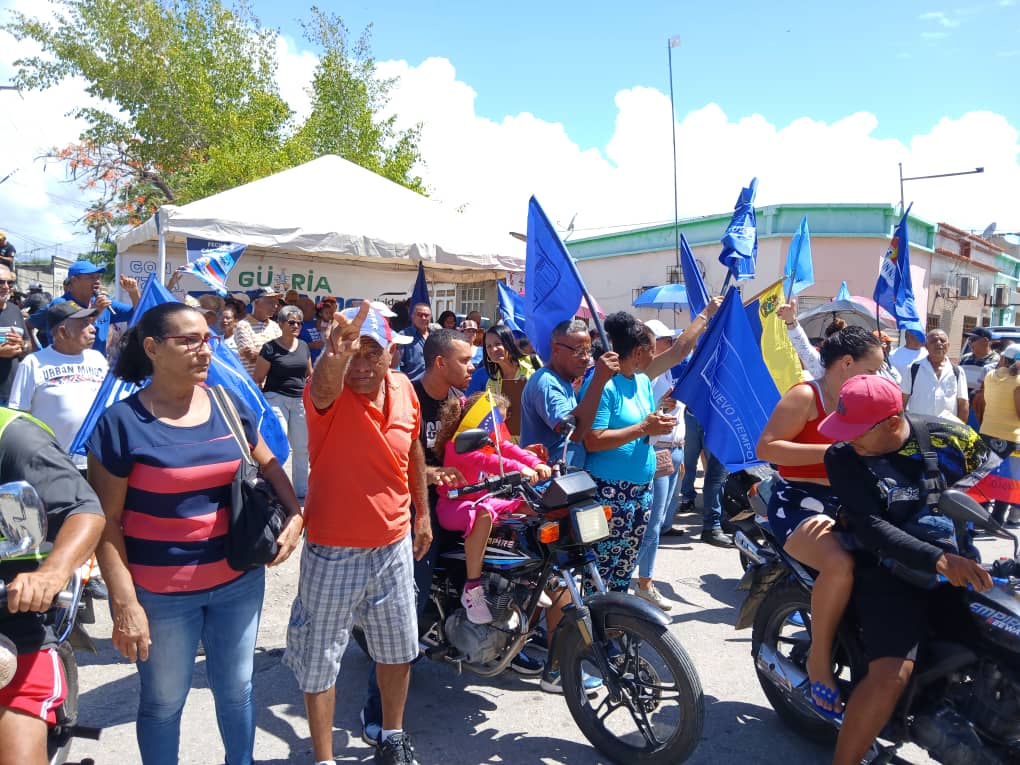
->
[156,207,166,286]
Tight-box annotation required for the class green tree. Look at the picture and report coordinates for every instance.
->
[5,0,424,229]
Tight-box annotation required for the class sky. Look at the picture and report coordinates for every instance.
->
[1,0,1018,262]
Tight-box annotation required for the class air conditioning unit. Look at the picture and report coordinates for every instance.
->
[957,275,979,299]
[993,284,1010,307]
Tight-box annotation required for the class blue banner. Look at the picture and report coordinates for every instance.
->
[525,196,587,363]
[873,205,924,343]
[680,233,709,320]
[718,177,759,282]
[835,281,851,301]
[182,238,246,296]
[783,215,814,298]
[497,281,526,334]
[70,277,290,464]
[673,287,780,471]
[410,261,430,309]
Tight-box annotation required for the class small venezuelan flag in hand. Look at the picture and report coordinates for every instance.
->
[454,392,512,445]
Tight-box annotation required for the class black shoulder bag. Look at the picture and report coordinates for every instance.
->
[208,385,287,571]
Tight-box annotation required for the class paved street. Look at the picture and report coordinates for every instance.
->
[70,508,1009,765]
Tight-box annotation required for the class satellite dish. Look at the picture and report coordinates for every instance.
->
[981,222,997,239]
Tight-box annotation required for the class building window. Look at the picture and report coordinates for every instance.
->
[459,285,485,317]
[960,241,971,259]
[926,316,940,332]
[432,285,456,315]
[961,315,977,347]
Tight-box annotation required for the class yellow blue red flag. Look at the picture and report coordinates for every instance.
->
[746,279,804,394]
[454,392,512,443]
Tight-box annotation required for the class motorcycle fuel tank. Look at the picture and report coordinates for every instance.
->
[966,584,1020,652]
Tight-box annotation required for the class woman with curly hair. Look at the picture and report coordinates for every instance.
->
[581,313,676,592]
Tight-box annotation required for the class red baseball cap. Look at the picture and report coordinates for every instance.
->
[818,375,903,442]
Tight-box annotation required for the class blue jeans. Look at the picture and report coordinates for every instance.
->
[134,568,265,765]
[679,409,728,532]
[635,447,683,579]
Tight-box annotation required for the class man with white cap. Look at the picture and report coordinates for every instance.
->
[284,301,424,765]
[820,374,996,765]
[8,302,107,471]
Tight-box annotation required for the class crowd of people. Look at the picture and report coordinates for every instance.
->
[0,253,1018,765]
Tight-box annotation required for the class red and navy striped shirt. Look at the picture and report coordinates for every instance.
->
[88,388,258,594]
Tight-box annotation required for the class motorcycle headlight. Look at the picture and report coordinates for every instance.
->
[571,503,611,544]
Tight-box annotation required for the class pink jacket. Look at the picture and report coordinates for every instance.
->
[436,440,544,502]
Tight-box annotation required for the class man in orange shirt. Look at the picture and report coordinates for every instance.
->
[284,301,427,765]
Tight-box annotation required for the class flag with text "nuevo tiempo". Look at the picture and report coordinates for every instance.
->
[70,276,289,464]
[674,287,780,471]
[873,205,924,343]
[718,178,759,282]
[181,238,246,296]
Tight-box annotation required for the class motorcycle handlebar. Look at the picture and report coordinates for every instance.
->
[447,471,524,500]
[0,580,75,610]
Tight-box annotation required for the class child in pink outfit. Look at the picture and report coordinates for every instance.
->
[434,393,551,624]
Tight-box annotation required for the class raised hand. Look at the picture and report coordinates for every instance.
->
[328,299,371,356]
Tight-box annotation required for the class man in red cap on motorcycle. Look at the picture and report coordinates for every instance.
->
[820,374,995,765]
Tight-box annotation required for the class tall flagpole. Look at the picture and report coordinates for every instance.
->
[668,35,681,274]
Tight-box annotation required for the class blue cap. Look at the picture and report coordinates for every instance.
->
[68,260,106,278]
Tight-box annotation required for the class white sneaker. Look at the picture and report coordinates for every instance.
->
[461,585,493,624]
[634,583,674,612]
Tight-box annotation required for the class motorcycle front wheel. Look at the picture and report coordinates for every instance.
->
[558,613,704,765]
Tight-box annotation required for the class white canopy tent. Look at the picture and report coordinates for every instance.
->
[116,154,523,300]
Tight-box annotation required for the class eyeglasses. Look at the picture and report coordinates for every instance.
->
[283,319,302,326]
[554,341,592,359]
[158,334,219,352]
[0,280,15,286]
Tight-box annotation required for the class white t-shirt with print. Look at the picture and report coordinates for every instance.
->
[7,346,109,468]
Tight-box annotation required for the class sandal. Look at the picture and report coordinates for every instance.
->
[808,680,844,720]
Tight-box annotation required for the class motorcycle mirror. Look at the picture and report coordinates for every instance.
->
[454,428,494,455]
[0,481,47,559]
[938,489,1013,540]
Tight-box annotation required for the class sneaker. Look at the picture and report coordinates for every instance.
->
[374,731,419,765]
[700,529,735,548]
[510,650,545,675]
[360,708,381,746]
[633,583,674,612]
[660,526,685,537]
[461,585,493,624]
[677,499,697,514]
[540,669,603,697]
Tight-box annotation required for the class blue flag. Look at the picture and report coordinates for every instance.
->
[783,215,813,298]
[409,261,430,310]
[680,233,709,320]
[718,177,759,282]
[873,204,924,343]
[70,278,290,464]
[673,287,780,471]
[181,238,246,295]
[835,281,851,301]
[525,196,589,362]
[497,281,526,334]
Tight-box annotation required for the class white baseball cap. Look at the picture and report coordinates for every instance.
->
[644,319,680,339]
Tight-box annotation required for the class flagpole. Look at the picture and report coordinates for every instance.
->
[667,35,682,273]
[486,391,505,478]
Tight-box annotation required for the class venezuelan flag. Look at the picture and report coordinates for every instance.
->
[968,449,1020,505]
[454,392,512,444]
[744,278,804,394]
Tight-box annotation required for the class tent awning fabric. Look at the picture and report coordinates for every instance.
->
[116,155,523,283]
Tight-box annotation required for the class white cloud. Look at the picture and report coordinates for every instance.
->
[922,31,950,40]
[920,11,962,27]
[1,20,1018,261]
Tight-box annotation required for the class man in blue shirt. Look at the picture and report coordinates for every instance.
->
[398,302,431,381]
[48,261,139,356]
[520,319,618,467]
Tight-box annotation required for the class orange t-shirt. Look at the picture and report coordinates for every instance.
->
[302,371,420,548]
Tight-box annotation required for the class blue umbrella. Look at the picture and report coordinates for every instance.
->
[633,284,689,309]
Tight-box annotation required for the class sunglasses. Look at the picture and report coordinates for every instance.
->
[0,280,15,286]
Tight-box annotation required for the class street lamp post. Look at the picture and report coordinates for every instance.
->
[899,163,984,214]
[667,35,681,272]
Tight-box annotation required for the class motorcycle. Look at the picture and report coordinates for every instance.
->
[0,481,100,765]
[735,486,1020,764]
[355,418,705,765]
[721,464,774,571]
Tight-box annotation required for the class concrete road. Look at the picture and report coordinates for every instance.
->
[70,509,1009,765]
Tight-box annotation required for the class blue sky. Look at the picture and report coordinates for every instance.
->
[0,0,1017,254]
[257,0,1020,152]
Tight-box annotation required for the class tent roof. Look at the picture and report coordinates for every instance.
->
[116,155,523,277]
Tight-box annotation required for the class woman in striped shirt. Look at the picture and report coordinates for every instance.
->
[87,302,303,765]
